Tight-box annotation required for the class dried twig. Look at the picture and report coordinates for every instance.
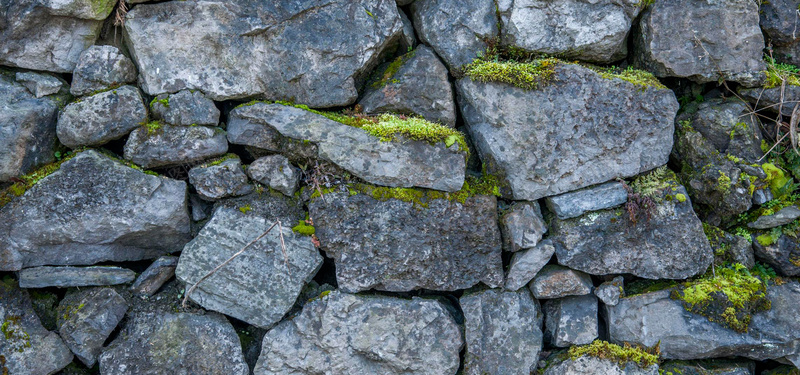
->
[114,0,128,27]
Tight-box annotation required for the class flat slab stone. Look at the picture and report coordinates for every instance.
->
[57,288,128,366]
[130,256,179,297]
[124,124,228,169]
[545,181,628,220]
[19,266,136,288]
[530,265,593,299]
[748,206,800,229]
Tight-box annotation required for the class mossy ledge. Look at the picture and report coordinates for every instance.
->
[765,55,800,89]
[568,340,660,369]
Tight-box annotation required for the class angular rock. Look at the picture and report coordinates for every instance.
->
[595,276,624,306]
[359,46,456,127]
[56,85,148,148]
[659,359,755,375]
[57,288,128,366]
[760,0,800,66]
[0,150,191,271]
[150,90,220,126]
[543,294,599,347]
[124,0,402,106]
[310,191,503,292]
[457,62,677,200]
[399,9,416,50]
[228,102,466,192]
[99,311,249,375]
[498,0,641,63]
[15,71,64,98]
[501,201,547,252]
[530,265,593,299]
[247,154,301,197]
[546,181,629,220]
[70,45,137,97]
[752,235,800,277]
[543,354,659,375]
[633,0,765,86]
[505,239,556,291]
[188,157,253,201]
[748,206,800,229]
[686,99,763,163]
[131,256,179,297]
[740,85,800,117]
[753,188,774,206]
[19,266,136,288]
[460,288,543,375]
[124,124,228,169]
[254,291,462,375]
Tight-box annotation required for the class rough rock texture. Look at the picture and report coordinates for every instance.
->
[131,256,179,297]
[99,311,249,375]
[150,90,220,126]
[254,291,463,375]
[56,288,128,366]
[543,294,599,347]
[759,0,800,66]
[498,0,641,63]
[0,151,191,271]
[310,192,503,292]
[70,45,137,96]
[124,124,228,169]
[228,103,466,192]
[15,71,64,98]
[546,181,628,220]
[740,85,800,117]
[595,276,624,306]
[659,359,755,375]
[457,62,678,200]
[748,206,800,229]
[56,85,148,148]
[176,196,321,329]
[606,281,800,360]
[685,99,763,163]
[124,0,403,106]
[505,239,556,291]
[633,0,765,86]
[246,154,301,197]
[752,235,800,276]
[399,9,416,50]
[359,46,456,127]
[19,266,136,288]
[188,158,253,201]
[543,355,659,375]
[0,280,73,375]
[460,288,543,375]
[501,201,547,252]
[530,265,593,299]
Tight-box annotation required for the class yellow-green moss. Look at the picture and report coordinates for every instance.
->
[591,65,666,90]
[675,193,687,202]
[762,163,791,197]
[0,149,85,208]
[371,50,415,88]
[462,58,560,90]
[765,56,800,89]
[568,340,659,368]
[292,220,315,236]
[142,120,163,135]
[199,153,239,168]
[716,171,732,194]
[1,316,31,353]
[149,96,169,109]
[238,205,252,214]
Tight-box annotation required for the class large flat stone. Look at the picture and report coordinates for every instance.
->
[19,266,136,288]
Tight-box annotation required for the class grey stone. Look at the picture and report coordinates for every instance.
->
[546,181,629,220]
[764,366,800,375]
[505,239,556,291]
[19,266,136,288]
[15,71,64,98]
[131,256,179,297]
[124,124,228,169]
[457,62,677,200]
[740,85,800,117]
[310,191,503,292]
[687,99,763,163]
[501,201,547,252]
[70,45,137,96]
[544,294,599,347]
[0,150,191,271]
[99,311,249,375]
[753,234,800,276]
[150,90,220,127]
[57,288,128,366]
[530,265,593,299]
[409,0,497,69]
[543,355,659,375]
[748,206,800,229]
[189,194,212,222]
[498,0,641,63]
[56,85,148,148]
[228,102,466,192]
[659,359,755,375]
[188,158,253,201]
[253,291,463,375]
[595,276,624,306]
[247,155,301,197]
[176,200,321,329]
[124,0,402,106]
[359,46,456,127]
[753,188,774,205]
[0,280,73,375]
[399,9,416,50]
[460,288,543,375]
[760,0,800,66]
[632,0,765,86]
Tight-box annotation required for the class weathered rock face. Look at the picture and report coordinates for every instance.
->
[760,0,800,66]
[687,99,763,163]
[460,288,543,375]
[498,0,641,63]
[505,239,556,291]
[633,0,765,86]
[57,85,148,148]
[659,359,755,375]
[749,206,800,229]
[0,0,115,72]
[530,265,593,299]
[595,276,624,306]
[19,266,136,288]
[310,191,504,292]
[228,103,466,192]
[150,90,220,127]
[70,45,138,97]
[543,355,659,375]
[124,124,229,169]
[15,71,64,98]
[753,235,800,277]
[457,62,678,200]
[0,151,191,271]
[500,201,547,252]
[254,291,463,375]
[99,311,249,375]
[124,0,403,106]
[246,154,301,197]
[188,158,253,201]
[543,294,599,347]
[57,288,128,366]
[546,181,629,220]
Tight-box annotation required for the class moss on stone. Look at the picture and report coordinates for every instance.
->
[568,340,659,368]
[291,219,315,236]
[199,153,239,168]
[142,120,164,135]
[589,65,666,90]
[1,315,31,353]
[765,56,800,89]
[624,279,679,297]
[370,50,415,88]
[149,96,169,109]
[0,148,86,209]
[238,205,252,214]
[462,57,560,90]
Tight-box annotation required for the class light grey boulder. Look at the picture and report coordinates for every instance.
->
[595,276,624,306]
[15,71,64,98]
[546,181,629,220]
[228,102,466,192]
[188,157,253,201]
[543,354,659,375]
[310,191,503,292]
[0,150,191,271]
[254,291,463,375]
[530,265,593,299]
[130,256,179,297]
[247,154,301,197]
[753,235,800,276]
[460,288,543,375]
[505,239,556,291]
[359,46,456,127]
[150,90,220,126]
[56,288,128,366]
[124,0,402,106]
[500,201,547,252]
[70,45,137,96]
[56,85,148,148]
[748,206,800,229]
[99,311,249,375]
[124,124,228,169]
[633,0,765,86]
[543,294,599,347]
[457,62,677,200]
[659,359,755,375]
[19,266,136,288]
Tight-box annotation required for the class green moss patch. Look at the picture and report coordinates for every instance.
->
[462,58,559,90]
[765,55,800,89]
[624,279,679,297]
[0,149,82,209]
[2,315,31,353]
[198,153,239,168]
[370,50,415,88]
[142,120,164,135]
[568,340,659,369]
[588,65,666,90]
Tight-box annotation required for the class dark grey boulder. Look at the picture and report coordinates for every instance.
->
[150,90,220,126]
[748,206,800,229]
[685,99,763,163]
[659,359,755,375]
[310,191,503,292]
[188,157,253,201]
[70,45,137,97]
[246,154,301,197]
[130,256,179,297]
[505,239,556,291]
[760,0,800,66]
[56,85,148,148]
[15,71,64,98]
[0,150,191,271]
[543,355,659,375]
[359,46,456,127]
[124,124,228,169]
[124,0,402,106]
[546,181,630,220]
[500,201,547,252]
[530,265,593,299]
[753,235,800,276]
[543,294,599,347]
[253,291,463,375]
[740,85,800,117]
[457,62,677,200]
[19,266,136,288]
[595,276,624,306]
[398,9,416,50]
[57,288,128,366]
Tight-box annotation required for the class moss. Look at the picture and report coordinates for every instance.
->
[762,162,791,196]
[199,153,238,168]
[462,57,559,90]
[589,65,666,90]
[371,50,415,88]
[0,148,86,209]
[149,96,169,109]
[568,340,659,368]
[624,279,679,297]
[292,220,315,236]
[757,227,782,246]
[238,205,252,214]
[675,193,687,202]
[765,55,800,89]
[142,120,163,135]
[716,171,732,194]
[1,316,31,353]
